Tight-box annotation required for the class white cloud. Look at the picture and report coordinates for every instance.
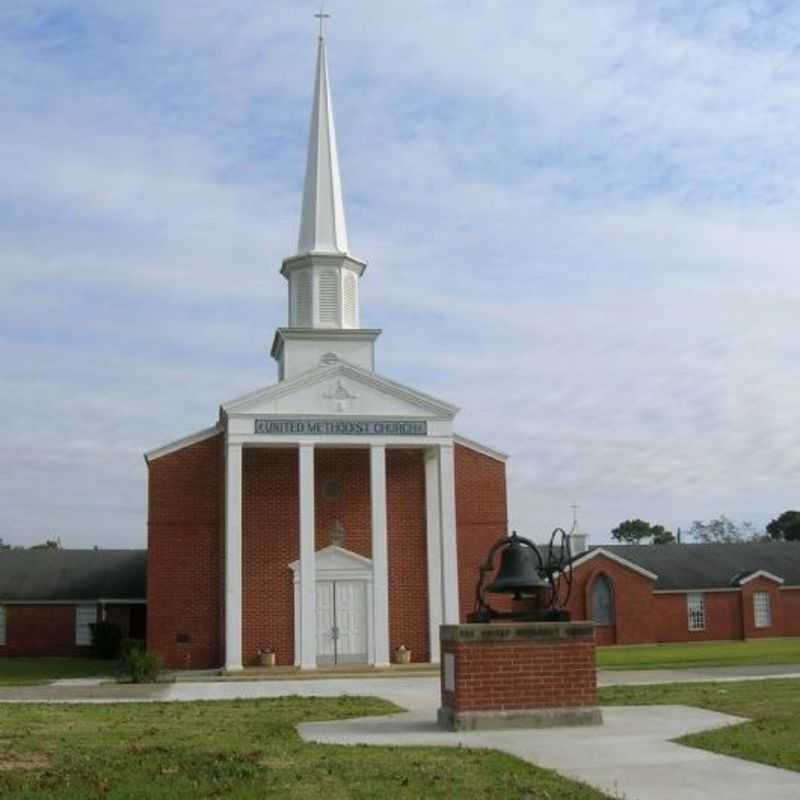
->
[1,1,799,546]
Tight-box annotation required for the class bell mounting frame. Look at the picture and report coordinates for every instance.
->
[468,528,575,624]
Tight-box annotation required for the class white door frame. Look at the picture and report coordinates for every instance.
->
[289,545,374,666]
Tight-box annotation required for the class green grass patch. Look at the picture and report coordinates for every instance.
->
[0,696,610,799]
[597,638,800,671]
[0,658,115,686]
[600,677,800,772]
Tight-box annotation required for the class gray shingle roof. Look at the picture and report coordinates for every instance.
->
[587,543,800,590]
[0,549,146,602]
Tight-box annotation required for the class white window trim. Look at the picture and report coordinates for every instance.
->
[687,592,706,632]
[75,604,97,646]
[753,592,771,629]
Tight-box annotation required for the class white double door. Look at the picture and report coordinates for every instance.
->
[316,579,368,665]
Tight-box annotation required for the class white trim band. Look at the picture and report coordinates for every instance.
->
[569,548,659,581]
[145,424,222,463]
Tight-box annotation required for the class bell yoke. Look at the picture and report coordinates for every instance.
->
[469,529,574,624]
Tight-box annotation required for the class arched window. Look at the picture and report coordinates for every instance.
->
[591,574,615,626]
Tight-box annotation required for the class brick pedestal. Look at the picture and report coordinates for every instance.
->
[438,622,602,731]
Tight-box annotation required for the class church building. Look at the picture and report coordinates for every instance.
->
[144,32,508,671]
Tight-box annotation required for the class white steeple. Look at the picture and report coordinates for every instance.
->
[297,36,349,255]
[273,22,378,382]
[568,504,589,554]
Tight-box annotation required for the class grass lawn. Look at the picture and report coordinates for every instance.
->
[600,677,800,773]
[0,696,610,799]
[0,658,115,686]
[597,638,800,671]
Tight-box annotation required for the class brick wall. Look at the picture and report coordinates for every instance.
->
[0,605,91,657]
[440,624,597,714]
[568,555,657,644]
[782,588,800,636]
[387,449,429,662]
[147,432,224,669]
[454,444,509,622]
[315,449,370,558]
[242,448,299,667]
[652,591,742,643]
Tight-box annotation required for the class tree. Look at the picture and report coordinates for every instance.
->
[652,527,676,545]
[29,538,61,550]
[688,516,764,544]
[766,510,800,542]
[611,519,675,545]
[0,538,10,551]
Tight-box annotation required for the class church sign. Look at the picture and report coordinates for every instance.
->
[254,419,428,436]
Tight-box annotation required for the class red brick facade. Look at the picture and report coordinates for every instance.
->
[147,432,225,669]
[567,555,656,645]
[242,448,299,667]
[146,437,508,669]
[569,552,800,645]
[0,605,89,658]
[439,623,598,722]
[0,603,143,657]
[454,444,509,621]
[386,449,429,662]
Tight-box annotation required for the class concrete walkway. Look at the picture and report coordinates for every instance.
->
[301,705,800,800]
[598,663,800,686]
[2,669,800,799]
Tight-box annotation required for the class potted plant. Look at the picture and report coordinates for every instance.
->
[394,644,411,665]
[257,647,276,667]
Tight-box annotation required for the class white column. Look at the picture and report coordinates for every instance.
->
[224,442,243,671]
[298,443,317,669]
[439,443,460,624]
[425,447,443,663]
[370,444,390,666]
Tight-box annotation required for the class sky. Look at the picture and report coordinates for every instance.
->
[2,1,799,549]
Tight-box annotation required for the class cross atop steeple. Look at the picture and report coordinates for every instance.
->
[314,2,331,40]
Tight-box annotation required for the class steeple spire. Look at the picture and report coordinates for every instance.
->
[297,33,348,255]
[276,18,370,366]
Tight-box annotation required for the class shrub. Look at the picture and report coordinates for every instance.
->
[122,647,162,684]
[120,638,145,657]
[89,621,123,659]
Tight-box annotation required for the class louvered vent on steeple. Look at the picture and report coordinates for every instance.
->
[343,272,357,327]
[319,271,338,326]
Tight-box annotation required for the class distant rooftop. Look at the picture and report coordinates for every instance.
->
[585,542,800,590]
[0,549,146,601]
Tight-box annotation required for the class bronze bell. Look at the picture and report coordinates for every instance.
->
[487,532,550,600]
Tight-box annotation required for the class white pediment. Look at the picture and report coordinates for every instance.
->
[289,545,372,574]
[222,360,458,420]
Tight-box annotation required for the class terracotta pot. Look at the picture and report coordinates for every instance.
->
[257,651,276,667]
[394,648,411,665]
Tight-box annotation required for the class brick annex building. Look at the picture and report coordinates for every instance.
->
[566,543,800,646]
[144,34,508,671]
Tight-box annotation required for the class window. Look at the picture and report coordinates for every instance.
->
[0,606,6,646]
[753,592,771,629]
[591,575,614,625]
[75,605,97,646]
[687,593,705,631]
